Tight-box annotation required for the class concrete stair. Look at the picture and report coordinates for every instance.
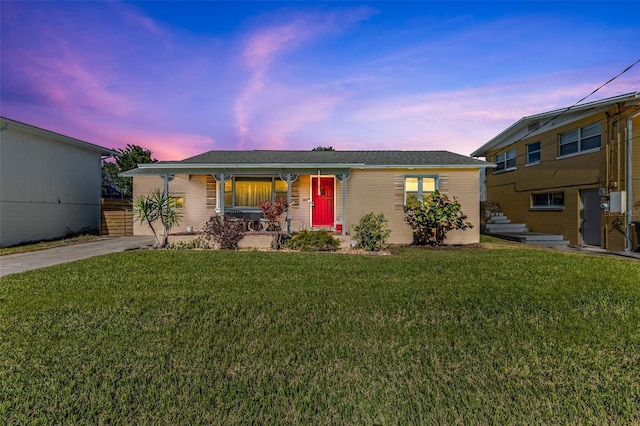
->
[484,213,570,247]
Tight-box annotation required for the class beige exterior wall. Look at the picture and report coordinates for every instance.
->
[132,168,481,245]
[484,107,640,251]
[132,175,217,235]
[344,168,480,244]
[0,122,104,247]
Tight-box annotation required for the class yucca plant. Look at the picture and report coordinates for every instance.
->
[133,189,183,248]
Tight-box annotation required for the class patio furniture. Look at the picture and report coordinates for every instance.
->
[226,209,247,231]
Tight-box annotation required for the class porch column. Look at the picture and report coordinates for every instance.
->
[335,172,351,236]
[213,173,227,219]
[162,174,174,242]
[280,173,299,235]
[162,174,174,196]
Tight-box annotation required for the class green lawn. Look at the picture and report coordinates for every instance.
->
[1,241,639,424]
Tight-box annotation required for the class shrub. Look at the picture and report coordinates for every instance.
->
[286,230,341,252]
[404,190,473,246]
[202,215,246,250]
[133,189,183,248]
[258,196,291,249]
[352,212,391,251]
[165,237,211,250]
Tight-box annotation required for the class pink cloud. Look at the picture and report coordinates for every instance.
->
[234,6,376,146]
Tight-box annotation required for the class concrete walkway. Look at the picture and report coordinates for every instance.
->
[0,236,155,277]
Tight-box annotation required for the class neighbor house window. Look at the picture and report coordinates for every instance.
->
[223,177,288,208]
[168,196,184,209]
[495,149,516,172]
[527,142,541,164]
[405,176,437,203]
[559,122,601,157]
[531,192,564,210]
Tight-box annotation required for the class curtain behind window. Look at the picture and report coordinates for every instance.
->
[235,177,272,207]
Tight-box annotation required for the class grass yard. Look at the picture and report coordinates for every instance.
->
[1,242,639,424]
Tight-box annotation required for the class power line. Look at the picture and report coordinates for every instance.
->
[490,58,640,163]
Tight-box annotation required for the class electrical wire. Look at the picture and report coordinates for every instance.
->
[488,58,640,165]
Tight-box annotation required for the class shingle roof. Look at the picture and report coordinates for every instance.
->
[176,150,489,167]
[120,150,491,177]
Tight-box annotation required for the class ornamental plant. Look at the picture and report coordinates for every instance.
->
[353,212,391,251]
[403,190,473,246]
[285,230,341,252]
[258,196,291,249]
[202,214,246,250]
[133,189,183,248]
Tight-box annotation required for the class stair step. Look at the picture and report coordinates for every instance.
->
[485,223,528,232]
[520,233,566,241]
[488,217,511,224]
[526,240,570,246]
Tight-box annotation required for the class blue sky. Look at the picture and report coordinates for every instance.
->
[1,1,638,160]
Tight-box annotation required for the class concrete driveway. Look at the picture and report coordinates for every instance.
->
[0,236,156,277]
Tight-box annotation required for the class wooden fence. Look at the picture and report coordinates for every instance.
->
[101,198,133,236]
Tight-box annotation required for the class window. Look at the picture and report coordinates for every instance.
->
[168,196,184,209]
[223,177,288,208]
[405,176,437,203]
[495,149,516,172]
[559,122,601,157]
[527,142,541,164]
[531,192,564,210]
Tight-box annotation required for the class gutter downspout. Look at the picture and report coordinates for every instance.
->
[626,111,640,252]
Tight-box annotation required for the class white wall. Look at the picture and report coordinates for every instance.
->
[0,123,104,247]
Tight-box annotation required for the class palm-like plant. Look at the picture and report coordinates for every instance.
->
[133,189,183,248]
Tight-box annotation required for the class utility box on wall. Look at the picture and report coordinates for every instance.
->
[609,191,626,213]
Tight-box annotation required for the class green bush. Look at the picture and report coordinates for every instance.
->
[285,230,341,251]
[404,190,473,245]
[352,212,391,251]
[165,237,210,250]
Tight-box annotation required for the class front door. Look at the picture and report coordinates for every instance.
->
[312,177,334,227]
[581,189,601,246]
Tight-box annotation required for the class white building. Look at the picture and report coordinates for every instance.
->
[0,117,117,247]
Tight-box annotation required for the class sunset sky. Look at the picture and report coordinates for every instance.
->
[1,1,638,160]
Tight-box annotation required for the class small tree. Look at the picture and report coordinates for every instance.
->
[404,191,473,246]
[353,212,391,251]
[133,189,182,248]
[102,144,157,198]
[258,196,291,249]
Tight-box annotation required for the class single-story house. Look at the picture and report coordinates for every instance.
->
[471,92,640,252]
[0,117,117,247]
[121,150,491,245]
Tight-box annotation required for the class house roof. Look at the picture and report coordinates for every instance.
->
[471,92,640,158]
[0,116,118,157]
[121,150,491,177]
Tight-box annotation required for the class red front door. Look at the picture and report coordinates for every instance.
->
[312,177,334,227]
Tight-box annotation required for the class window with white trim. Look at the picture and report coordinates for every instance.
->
[527,141,541,164]
[559,122,601,157]
[405,176,437,203]
[168,196,184,209]
[495,149,516,172]
[531,192,564,210]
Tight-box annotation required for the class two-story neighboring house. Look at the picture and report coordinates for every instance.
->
[472,92,640,252]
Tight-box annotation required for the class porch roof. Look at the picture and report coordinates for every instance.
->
[120,150,491,177]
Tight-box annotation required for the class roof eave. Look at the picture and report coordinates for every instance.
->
[1,116,118,157]
[472,91,640,157]
[120,162,493,177]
